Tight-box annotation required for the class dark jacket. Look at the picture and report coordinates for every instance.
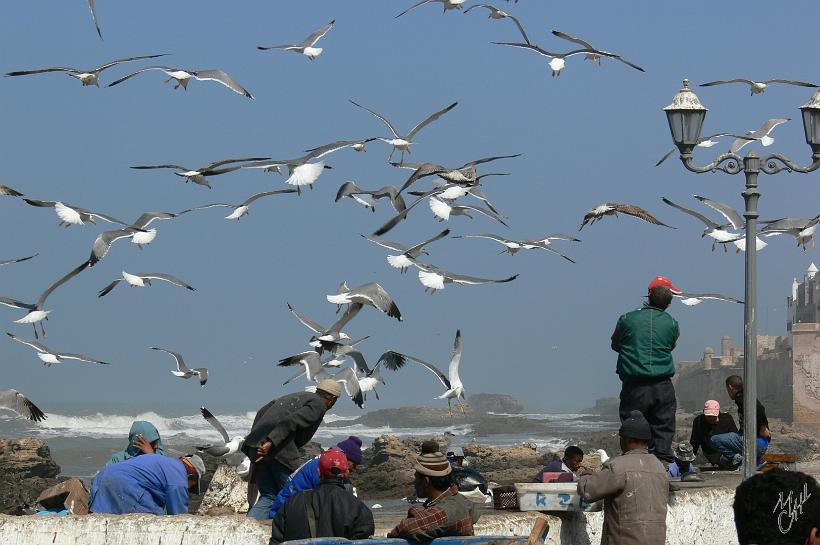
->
[690,412,738,464]
[611,305,679,382]
[243,392,327,471]
[532,458,574,482]
[578,448,669,545]
[269,477,374,545]
[734,389,769,437]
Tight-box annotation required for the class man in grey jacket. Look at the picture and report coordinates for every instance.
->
[243,379,341,519]
[577,410,669,545]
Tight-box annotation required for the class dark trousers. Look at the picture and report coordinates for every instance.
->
[619,377,677,463]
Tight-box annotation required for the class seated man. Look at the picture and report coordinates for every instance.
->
[90,453,205,515]
[667,442,698,479]
[711,375,771,468]
[268,435,363,518]
[532,445,583,482]
[269,449,374,545]
[388,451,477,541]
[689,399,737,467]
[733,469,819,545]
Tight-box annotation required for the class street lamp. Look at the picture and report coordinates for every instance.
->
[664,79,820,480]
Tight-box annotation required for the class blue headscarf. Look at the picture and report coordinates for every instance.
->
[106,421,165,466]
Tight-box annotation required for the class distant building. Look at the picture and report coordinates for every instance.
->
[674,263,820,428]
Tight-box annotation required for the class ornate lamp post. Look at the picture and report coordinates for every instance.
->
[664,79,820,480]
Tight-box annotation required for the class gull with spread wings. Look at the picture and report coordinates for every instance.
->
[350,100,458,162]
[676,292,744,306]
[326,281,402,321]
[396,0,467,18]
[464,4,530,44]
[428,196,508,227]
[495,42,622,77]
[662,196,742,251]
[197,407,246,468]
[760,214,820,251]
[655,133,752,167]
[0,389,46,422]
[108,66,254,99]
[97,272,195,298]
[361,229,450,273]
[550,30,645,71]
[22,198,128,228]
[287,303,362,354]
[730,118,790,154]
[699,78,817,96]
[150,347,208,387]
[278,351,366,408]
[7,332,110,366]
[407,257,518,293]
[335,182,406,213]
[393,153,520,194]
[579,203,674,231]
[131,157,270,189]
[89,212,179,265]
[378,329,466,415]
[258,20,335,60]
[5,54,167,87]
[180,189,297,220]
[454,233,578,261]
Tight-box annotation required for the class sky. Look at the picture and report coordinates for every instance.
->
[1,0,819,416]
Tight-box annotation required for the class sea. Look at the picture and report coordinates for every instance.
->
[0,407,617,482]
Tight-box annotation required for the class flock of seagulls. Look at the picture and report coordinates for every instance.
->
[1,2,817,429]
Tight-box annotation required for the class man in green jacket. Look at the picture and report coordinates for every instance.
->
[610,276,680,464]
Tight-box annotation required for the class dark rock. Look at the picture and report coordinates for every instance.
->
[0,439,61,515]
[466,393,524,415]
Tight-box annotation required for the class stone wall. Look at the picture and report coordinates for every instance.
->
[792,323,820,426]
[0,486,741,545]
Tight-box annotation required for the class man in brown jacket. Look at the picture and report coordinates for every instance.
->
[577,410,669,545]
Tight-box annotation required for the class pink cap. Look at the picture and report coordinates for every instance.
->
[704,400,720,416]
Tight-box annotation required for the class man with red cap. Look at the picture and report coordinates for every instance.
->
[610,276,681,464]
[269,449,374,545]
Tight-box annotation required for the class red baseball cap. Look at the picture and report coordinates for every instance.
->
[648,276,682,295]
[318,448,349,478]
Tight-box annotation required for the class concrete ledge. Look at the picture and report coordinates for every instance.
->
[0,486,740,545]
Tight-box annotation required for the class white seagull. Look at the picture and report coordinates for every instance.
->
[335,182,407,213]
[464,4,530,44]
[179,189,298,220]
[372,187,450,236]
[98,272,195,298]
[361,229,450,273]
[22,198,128,228]
[407,258,519,293]
[280,339,369,386]
[150,347,208,387]
[494,43,622,77]
[699,78,817,96]
[675,292,744,306]
[379,329,466,415]
[131,157,270,189]
[656,133,750,167]
[662,196,743,251]
[392,154,520,194]
[454,233,578,262]
[197,407,246,468]
[326,281,402,321]
[731,118,790,154]
[5,54,168,87]
[287,303,362,353]
[0,389,46,422]
[7,332,110,366]
[89,212,178,265]
[428,196,508,227]
[278,351,365,407]
[108,66,254,99]
[692,195,767,253]
[550,30,645,72]
[761,214,820,251]
[0,260,89,338]
[396,0,467,18]
[579,203,674,231]
[258,20,335,60]
[350,100,458,162]
[0,254,37,267]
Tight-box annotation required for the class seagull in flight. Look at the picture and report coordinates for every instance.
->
[396,0,467,18]
[0,389,46,422]
[179,189,297,220]
[760,214,820,251]
[108,67,254,99]
[428,196,508,227]
[379,329,466,415]
[350,99,458,162]
[0,254,38,267]
[0,185,24,197]
[5,54,168,87]
[655,133,751,167]
[197,407,246,468]
[731,118,790,154]
[407,257,518,293]
[278,351,365,407]
[304,138,378,157]
[131,157,270,189]
[287,303,362,353]
[681,195,767,253]
[372,187,452,236]
[361,229,450,273]
[550,30,645,72]
[326,281,402,321]
[335,182,407,213]
[87,0,102,39]
[22,198,129,228]
[699,78,817,96]
[454,233,578,262]
[675,292,744,306]
[579,203,674,231]
[258,20,335,60]
[89,212,178,265]
[150,347,208,386]
[0,261,89,338]
[662,196,742,251]
[7,332,110,366]
[494,43,622,77]
[280,338,369,386]
[392,154,520,194]
[97,272,195,298]
[464,4,530,44]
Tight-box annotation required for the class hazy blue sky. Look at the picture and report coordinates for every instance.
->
[1,0,819,415]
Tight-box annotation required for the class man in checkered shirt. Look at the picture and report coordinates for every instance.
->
[387,450,477,541]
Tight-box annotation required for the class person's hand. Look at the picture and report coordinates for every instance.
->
[133,434,155,454]
[760,426,772,440]
[256,440,272,462]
